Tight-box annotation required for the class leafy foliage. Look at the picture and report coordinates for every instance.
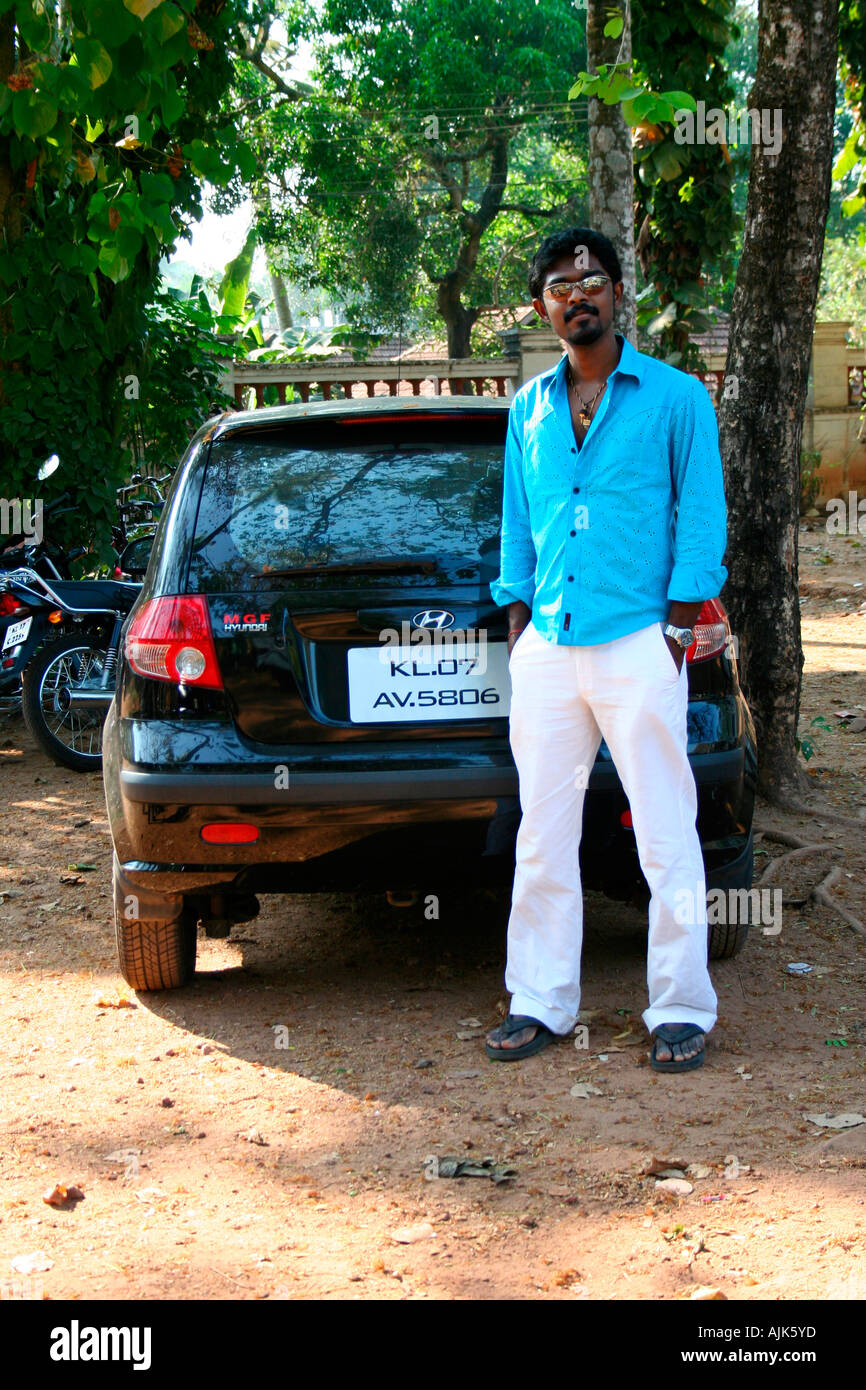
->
[0,1,254,557]
[232,0,589,355]
[569,0,739,369]
[836,0,866,217]
[125,283,236,472]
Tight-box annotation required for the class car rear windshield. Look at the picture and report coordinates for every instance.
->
[188,415,506,591]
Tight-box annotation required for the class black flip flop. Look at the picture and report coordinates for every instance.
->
[650,1023,706,1073]
[485,1013,556,1062]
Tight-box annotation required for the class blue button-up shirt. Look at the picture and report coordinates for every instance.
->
[489,335,728,645]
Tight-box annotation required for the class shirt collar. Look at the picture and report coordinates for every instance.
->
[534,334,645,424]
[549,333,644,391]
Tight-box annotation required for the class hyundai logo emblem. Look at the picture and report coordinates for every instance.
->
[412,609,455,630]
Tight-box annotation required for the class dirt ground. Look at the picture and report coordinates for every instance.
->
[1,521,865,1303]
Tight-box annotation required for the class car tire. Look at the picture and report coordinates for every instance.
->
[112,857,197,990]
[707,834,754,960]
[115,912,197,991]
[707,914,750,960]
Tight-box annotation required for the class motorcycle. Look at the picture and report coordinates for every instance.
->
[0,562,141,770]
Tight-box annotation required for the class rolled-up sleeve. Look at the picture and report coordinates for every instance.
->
[666,380,729,602]
[489,394,537,609]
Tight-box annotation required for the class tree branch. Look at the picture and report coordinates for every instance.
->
[498,202,564,218]
[237,47,305,100]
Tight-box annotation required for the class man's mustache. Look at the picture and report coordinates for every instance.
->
[564,304,598,322]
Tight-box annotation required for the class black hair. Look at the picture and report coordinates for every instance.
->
[527,226,623,299]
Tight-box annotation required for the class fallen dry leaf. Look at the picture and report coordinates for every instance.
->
[641,1156,688,1176]
[92,992,136,1009]
[391,1222,436,1244]
[804,1112,865,1130]
[239,1128,269,1146]
[655,1178,694,1196]
[42,1182,85,1209]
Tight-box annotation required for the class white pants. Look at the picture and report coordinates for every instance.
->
[505,618,717,1037]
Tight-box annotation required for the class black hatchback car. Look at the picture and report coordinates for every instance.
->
[102,396,757,991]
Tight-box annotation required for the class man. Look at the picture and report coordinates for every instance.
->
[486,226,728,1073]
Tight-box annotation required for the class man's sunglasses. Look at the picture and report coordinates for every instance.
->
[542,274,610,300]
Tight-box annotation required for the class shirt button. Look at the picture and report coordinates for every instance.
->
[573,486,580,493]
[567,575,574,582]
[570,530,576,536]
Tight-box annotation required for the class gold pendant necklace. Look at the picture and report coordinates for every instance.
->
[568,364,607,428]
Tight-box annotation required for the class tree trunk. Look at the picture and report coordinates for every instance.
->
[428,131,509,361]
[586,0,637,345]
[717,0,838,806]
[436,273,479,361]
[0,10,20,403]
[269,268,293,332]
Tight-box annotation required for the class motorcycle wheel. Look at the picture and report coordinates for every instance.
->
[22,635,111,771]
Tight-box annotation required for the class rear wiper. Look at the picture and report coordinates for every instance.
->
[257,559,439,577]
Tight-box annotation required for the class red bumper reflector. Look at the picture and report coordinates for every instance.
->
[620,809,633,828]
[201,823,259,844]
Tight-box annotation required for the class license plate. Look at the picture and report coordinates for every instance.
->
[347,640,511,723]
[1,617,31,651]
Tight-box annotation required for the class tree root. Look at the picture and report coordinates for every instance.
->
[758,796,866,829]
[753,825,865,937]
[754,827,820,849]
[756,843,834,886]
[811,866,866,941]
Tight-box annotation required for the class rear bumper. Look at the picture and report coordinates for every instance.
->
[108,755,754,900]
[118,745,745,805]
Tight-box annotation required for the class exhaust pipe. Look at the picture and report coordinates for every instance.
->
[62,687,115,709]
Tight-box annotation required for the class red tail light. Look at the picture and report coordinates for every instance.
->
[0,594,25,617]
[687,597,729,663]
[126,595,223,689]
[201,824,259,844]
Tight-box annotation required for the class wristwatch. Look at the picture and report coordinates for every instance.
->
[662,623,695,649]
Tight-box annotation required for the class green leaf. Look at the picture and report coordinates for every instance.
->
[841,194,866,217]
[182,138,216,176]
[12,91,58,138]
[97,245,130,283]
[157,3,186,40]
[658,91,697,112]
[140,171,176,201]
[116,225,143,259]
[124,0,165,17]
[75,38,113,90]
[626,92,656,121]
[78,244,98,275]
[603,17,624,38]
[158,72,185,127]
[833,131,860,180]
[651,142,685,181]
[235,141,258,181]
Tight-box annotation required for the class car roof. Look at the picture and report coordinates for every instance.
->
[207,394,511,441]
